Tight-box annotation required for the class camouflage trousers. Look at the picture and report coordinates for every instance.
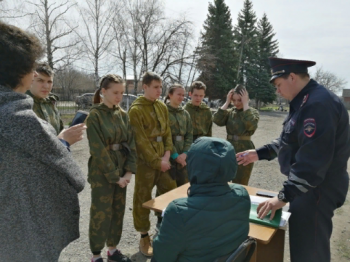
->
[133,161,177,232]
[171,161,189,187]
[230,140,255,186]
[89,183,126,253]
[232,162,254,186]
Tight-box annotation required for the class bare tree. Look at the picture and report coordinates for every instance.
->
[27,0,81,70]
[54,66,95,100]
[313,67,347,93]
[76,0,117,87]
[112,0,195,95]
[0,0,29,20]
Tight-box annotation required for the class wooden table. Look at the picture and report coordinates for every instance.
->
[143,183,285,262]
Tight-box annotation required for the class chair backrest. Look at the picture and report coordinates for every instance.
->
[214,237,257,262]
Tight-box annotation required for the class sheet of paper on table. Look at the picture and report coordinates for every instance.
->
[250,195,291,228]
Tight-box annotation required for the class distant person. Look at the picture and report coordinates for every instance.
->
[86,74,137,262]
[213,85,259,185]
[129,72,177,257]
[164,84,193,187]
[27,63,85,148]
[237,57,350,262]
[0,21,85,261]
[184,81,212,140]
[153,137,250,262]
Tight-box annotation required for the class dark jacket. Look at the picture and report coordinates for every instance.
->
[0,85,85,261]
[153,137,250,262]
[257,79,350,203]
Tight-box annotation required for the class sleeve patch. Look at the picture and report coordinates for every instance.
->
[304,118,316,137]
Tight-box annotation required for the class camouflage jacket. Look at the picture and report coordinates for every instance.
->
[166,104,193,157]
[86,103,136,184]
[128,96,172,171]
[26,90,64,135]
[213,107,259,151]
[184,102,212,137]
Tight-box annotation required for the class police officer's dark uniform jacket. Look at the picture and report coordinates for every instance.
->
[256,58,350,262]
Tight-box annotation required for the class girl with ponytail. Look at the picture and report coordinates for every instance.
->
[164,84,193,187]
[86,74,136,262]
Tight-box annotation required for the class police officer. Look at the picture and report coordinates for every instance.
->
[236,57,350,262]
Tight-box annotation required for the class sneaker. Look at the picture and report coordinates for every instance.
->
[107,249,131,262]
[139,235,153,257]
[91,257,104,262]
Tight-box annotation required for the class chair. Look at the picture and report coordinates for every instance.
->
[214,237,257,262]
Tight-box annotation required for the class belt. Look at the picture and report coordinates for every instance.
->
[227,135,251,141]
[149,136,163,142]
[109,144,121,151]
[173,135,184,142]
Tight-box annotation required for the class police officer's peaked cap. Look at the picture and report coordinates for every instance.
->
[269,57,316,83]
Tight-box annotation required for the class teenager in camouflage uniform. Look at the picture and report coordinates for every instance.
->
[128,72,176,257]
[27,63,85,147]
[213,85,259,185]
[164,84,193,187]
[184,81,212,140]
[86,75,136,262]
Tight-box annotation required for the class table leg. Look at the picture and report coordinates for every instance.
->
[250,229,285,262]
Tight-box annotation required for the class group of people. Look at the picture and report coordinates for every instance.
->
[1,21,349,262]
[85,70,259,262]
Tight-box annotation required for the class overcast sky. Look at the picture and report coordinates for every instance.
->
[164,0,350,90]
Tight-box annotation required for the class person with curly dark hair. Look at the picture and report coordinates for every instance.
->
[0,21,86,261]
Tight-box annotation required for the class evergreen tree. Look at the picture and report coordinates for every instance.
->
[233,0,259,98]
[255,13,279,108]
[196,0,237,99]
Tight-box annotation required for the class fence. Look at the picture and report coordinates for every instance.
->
[52,88,95,101]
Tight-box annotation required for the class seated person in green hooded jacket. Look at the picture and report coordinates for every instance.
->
[152,137,251,262]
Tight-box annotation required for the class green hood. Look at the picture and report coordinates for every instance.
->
[185,101,210,110]
[26,90,59,103]
[166,103,184,113]
[187,137,237,184]
[90,103,121,113]
[130,96,160,108]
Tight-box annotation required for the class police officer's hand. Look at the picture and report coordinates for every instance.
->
[58,123,87,146]
[117,177,129,188]
[161,160,171,172]
[257,197,287,220]
[236,150,258,166]
[176,153,187,167]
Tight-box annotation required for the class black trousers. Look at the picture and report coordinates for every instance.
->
[288,172,348,262]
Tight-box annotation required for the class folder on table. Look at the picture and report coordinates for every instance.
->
[249,203,282,228]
